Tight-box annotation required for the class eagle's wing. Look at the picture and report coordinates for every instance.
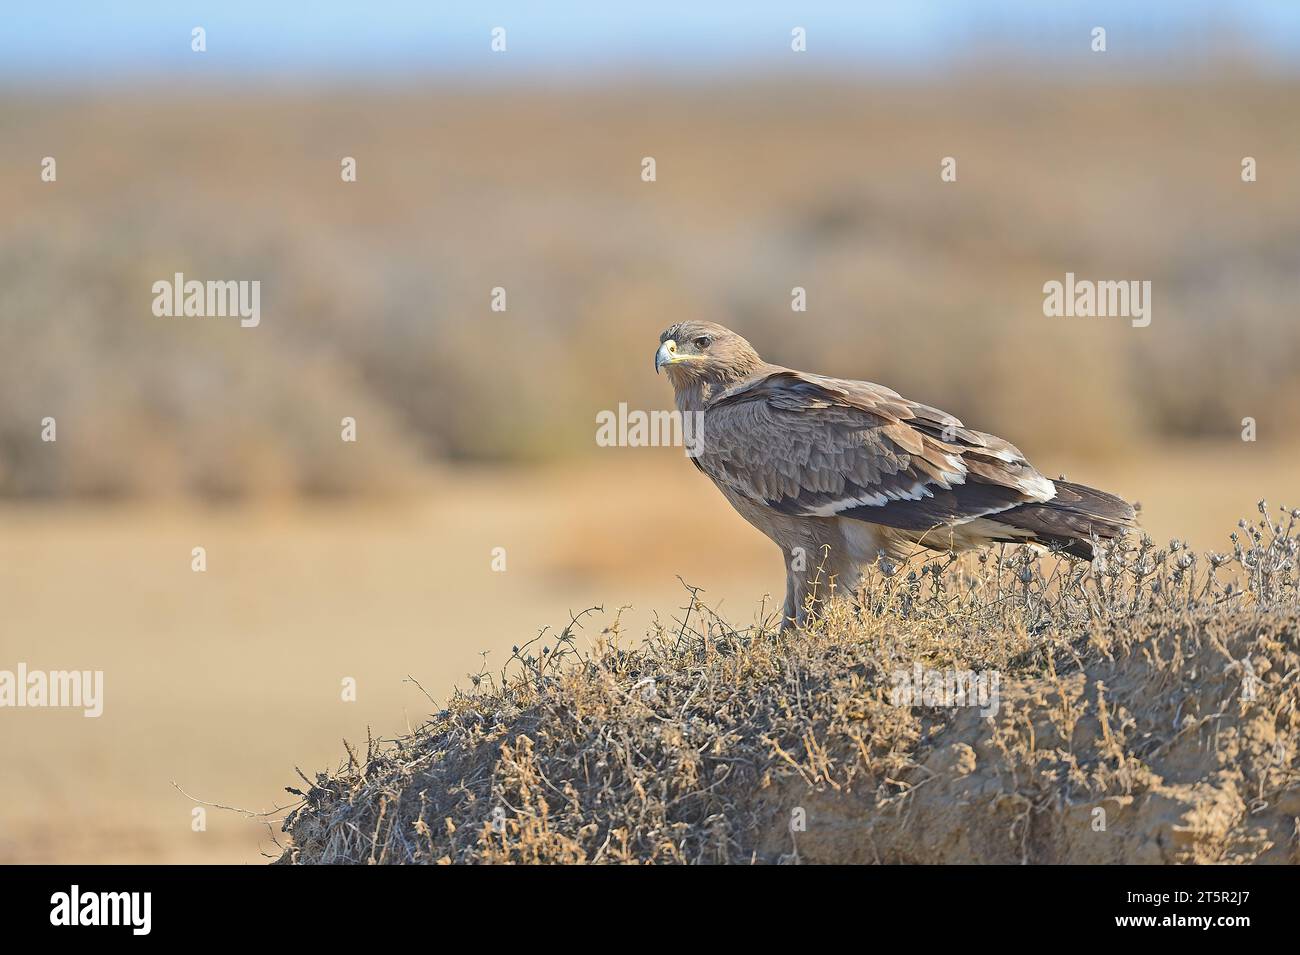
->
[695,368,1056,531]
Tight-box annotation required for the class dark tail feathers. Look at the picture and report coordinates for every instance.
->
[997,480,1138,559]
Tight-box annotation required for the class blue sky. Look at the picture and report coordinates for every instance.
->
[3,1,1299,85]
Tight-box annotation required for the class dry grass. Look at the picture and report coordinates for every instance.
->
[278,503,1300,864]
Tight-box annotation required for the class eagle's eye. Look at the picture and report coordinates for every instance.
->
[693,336,712,349]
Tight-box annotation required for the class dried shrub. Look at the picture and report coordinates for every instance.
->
[278,504,1300,864]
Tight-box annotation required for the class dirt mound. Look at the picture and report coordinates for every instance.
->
[278,508,1300,864]
[760,608,1299,864]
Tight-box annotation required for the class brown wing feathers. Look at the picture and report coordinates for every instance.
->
[702,367,1133,554]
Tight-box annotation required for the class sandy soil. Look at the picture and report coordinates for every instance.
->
[0,445,1296,862]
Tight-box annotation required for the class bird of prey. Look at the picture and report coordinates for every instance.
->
[655,321,1136,627]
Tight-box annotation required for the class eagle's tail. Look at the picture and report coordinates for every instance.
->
[992,480,1137,559]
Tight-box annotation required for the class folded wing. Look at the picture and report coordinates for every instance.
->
[696,369,1057,532]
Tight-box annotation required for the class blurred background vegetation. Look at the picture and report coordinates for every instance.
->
[2,75,1299,499]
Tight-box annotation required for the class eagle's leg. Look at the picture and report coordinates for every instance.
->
[781,571,806,631]
[781,539,861,631]
[781,550,819,631]
[782,590,815,631]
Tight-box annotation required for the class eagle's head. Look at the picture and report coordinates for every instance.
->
[654,321,762,387]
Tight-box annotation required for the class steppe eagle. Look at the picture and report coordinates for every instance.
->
[655,321,1136,627]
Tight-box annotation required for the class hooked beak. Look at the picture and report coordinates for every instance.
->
[654,340,677,374]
